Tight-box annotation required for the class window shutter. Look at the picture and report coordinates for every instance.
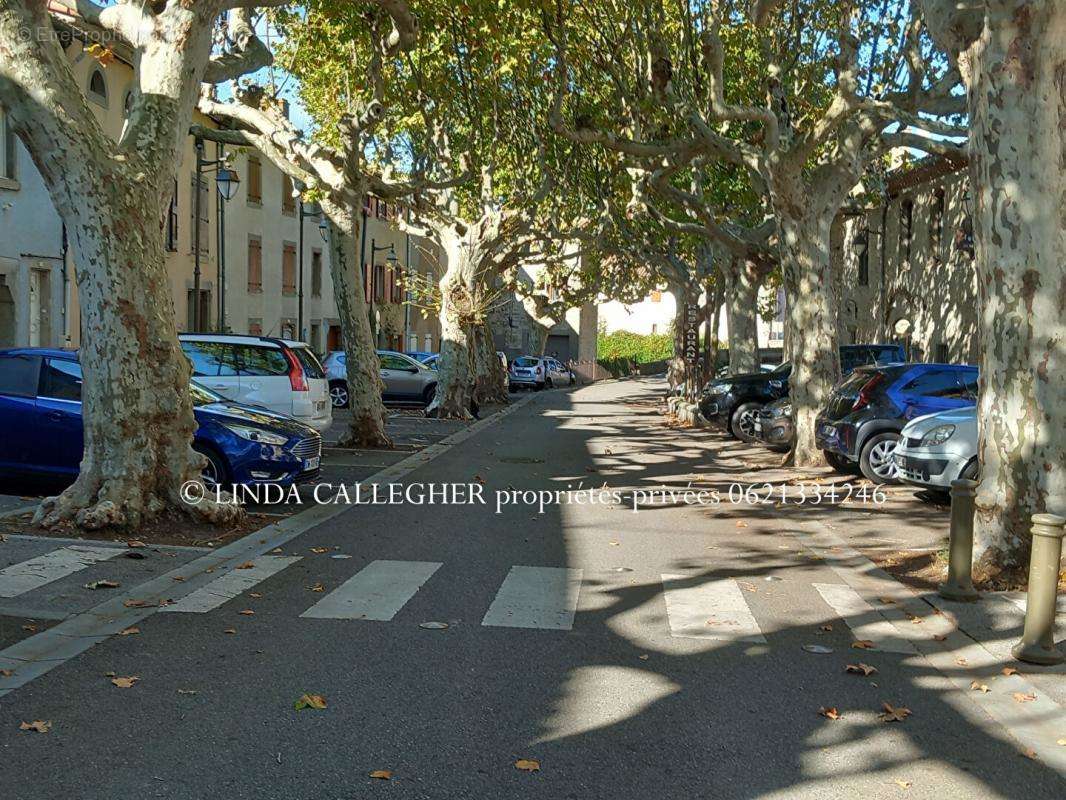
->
[248,238,262,292]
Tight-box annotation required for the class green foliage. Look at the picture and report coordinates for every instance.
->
[597,329,674,366]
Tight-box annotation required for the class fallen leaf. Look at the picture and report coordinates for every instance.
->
[820,625,834,632]
[236,561,256,569]
[1056,738,1066,746]
[307,583,325,593]
[608,541,620,546]
[1020,748,1038,760]
[126,540,146,548]
[0,669,13,677]
[271,548,283,554]
[851,640,875,650]
[369,770,393,780]
[309,547,329,554]
[638,654,649,660]
[223,628,237,634]
[172,576,186,582]
[735,521,748,528]
[123,599,154,608]
[250,593,263,599]
[84,579,121,590]
[19,720,51,733]
[294,693,327,710]
[878,597,896,605]
[473,475,486,484]
[955,657,969,667]
[22,624,37,633]
[894,779,912,789]
[1013,692,1036,704]
[818,706,842,720]
[177,689,198,695]
[111,676,139,688]
[845,663,878,677]
[118,627,140,636]
[879,702,911,723]
[1002,666,1019,676]
[238,609,255,616]
[514,759,540,772]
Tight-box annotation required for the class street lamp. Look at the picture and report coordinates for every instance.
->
[297,197,327,341]
[193,137,238,332]
[369,239,399,347]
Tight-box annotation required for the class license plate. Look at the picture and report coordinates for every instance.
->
[303,456,320,471]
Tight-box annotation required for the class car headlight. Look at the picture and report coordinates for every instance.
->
[920,424,956,447]
[706,382,731,396]
[223,423,289,446]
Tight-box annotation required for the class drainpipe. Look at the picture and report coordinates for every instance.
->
[61,222,71,345]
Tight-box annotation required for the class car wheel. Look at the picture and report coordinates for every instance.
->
[329,381,349,408]
[422,384,437,407]
[823,450,855,474]
[960,458,979,482]
[729,403,763,442]
[859,433,900,484]
[194,444,229,487]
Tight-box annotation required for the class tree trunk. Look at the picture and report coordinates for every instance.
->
[726,260,760,375]
[471,322,508,404]
[34,180,240,529]
[778,212,841,467]
[430,241,477,419]
[967,3,1066,567]
[321,201,392,448]
[704,277,724,383]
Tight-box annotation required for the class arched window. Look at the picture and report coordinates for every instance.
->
[87,69,108,106]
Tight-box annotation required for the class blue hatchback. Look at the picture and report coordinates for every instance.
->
[815,362,979,484]
[0,348,322,487]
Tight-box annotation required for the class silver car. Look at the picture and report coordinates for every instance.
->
[893,406,978,491]
[323,349,438,407]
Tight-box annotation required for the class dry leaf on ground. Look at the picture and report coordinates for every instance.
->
[238,609,255,616]
[1020,748,1038,760]
[22,624,36,633]
[111,676,139,689]
[236,561,256,569]
[19,720,51,733]
[307,583,325,593]
[818,707,842,720]
[970,680,990,693]
[879,702,911,722]
[1013,692,1036,703]
[845,663,878,677]
[0,669,13,677]
[369,770,393,780]
[84,580,120,590]
[294,694,327,710]
[309,547,329,554]
[126,540,146,548]
[894,780,912,789]
[1002,666,1019,676]
[851,640,875,650]
[123,599,154,608]
[514,759,540,772]
[223,628,237,634]
[118,627,139,636]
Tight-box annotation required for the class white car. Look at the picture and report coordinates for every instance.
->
[893,406,978,491]
[179,334,332,433]
[509,355,547,390]
[544,357,575,387]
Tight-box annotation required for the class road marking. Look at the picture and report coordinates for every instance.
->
[0,546,122,598]
[661,576,766,642]
[482,566,583,630]
[161,556,301,613]
[813,582,917,654]
[300,560,442,621]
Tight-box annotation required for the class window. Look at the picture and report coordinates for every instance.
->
[180,342,238,377]
[186,289,211,331]
[39,358,83,401]
[935,343,949,363]
[901,368,968,399]
[379,353,413,371]
[311,250,322,297]
[0,354,40,397]
[374,263,385,302]
[857,228,869,286]
[424,334,433,351]
[247,236,262,292]
[281,321,296,339]
[190,173,209,256]
[247,155,262,205]
[930,189,945,261]
[281,173,296,215]
[165,178,178,251]
[282,242,297,294]
[0,108,17,181]
[234,344,288,376]
[87,69,108,106]
[899,198,913,263]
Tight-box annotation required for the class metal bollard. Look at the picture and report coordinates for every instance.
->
[1012,513,1066,666]
[938,479,980,601]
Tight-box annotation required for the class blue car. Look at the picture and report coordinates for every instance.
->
[405,351,437,364]
[815,362,979,484]
[0,348,322,488]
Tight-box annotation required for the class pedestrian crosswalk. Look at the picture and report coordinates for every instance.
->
[0,543,938,647]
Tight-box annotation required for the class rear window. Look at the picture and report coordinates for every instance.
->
[235,345,288,377]
[901,368,970,399]
[182,342,238,377]
[0,354,41,398]
[514,357,539,367]
[291,347,325,379]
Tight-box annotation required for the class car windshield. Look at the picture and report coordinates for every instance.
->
[190,381,225,407]
[514,357,539,367]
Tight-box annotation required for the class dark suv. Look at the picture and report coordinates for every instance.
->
[816,363,979,483]
[699,344,905,441]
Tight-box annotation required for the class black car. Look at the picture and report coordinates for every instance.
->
[815,362,979,483]
[699,344,905,441]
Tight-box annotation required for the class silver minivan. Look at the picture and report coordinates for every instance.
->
[179,334,332,433]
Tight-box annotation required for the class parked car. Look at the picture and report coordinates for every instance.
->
[699,344,905,442]
[422,353,440,370]
[753,397,793,453]
[509,355,547,391]
[544,357,575,387]
[324,350,438,407]
[816,363,979,483]
[405,351,437,364]
[0,348,322,487]
[179,334,331,433]
[714,362,778,379]
[893,406,978,492]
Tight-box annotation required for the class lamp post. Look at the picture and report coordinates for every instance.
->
[193,137,238,332]
[369,238,398,348]
[297,198,327,340]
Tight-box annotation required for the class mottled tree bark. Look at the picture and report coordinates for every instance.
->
[726,260,761,375]
[322,203,392,448]
[471,322,508,403]
[430,235,478,419]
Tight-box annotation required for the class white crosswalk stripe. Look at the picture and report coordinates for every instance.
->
[0,545,122,598]
[161,556,301,613]
[301,560,442,621]
[481,566,583,630]
[813,583,918,654]
[661,575,766,642]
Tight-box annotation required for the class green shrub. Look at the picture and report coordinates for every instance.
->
[596,330,674,376]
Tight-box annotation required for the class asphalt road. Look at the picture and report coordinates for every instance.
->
[1,379,1063,799]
